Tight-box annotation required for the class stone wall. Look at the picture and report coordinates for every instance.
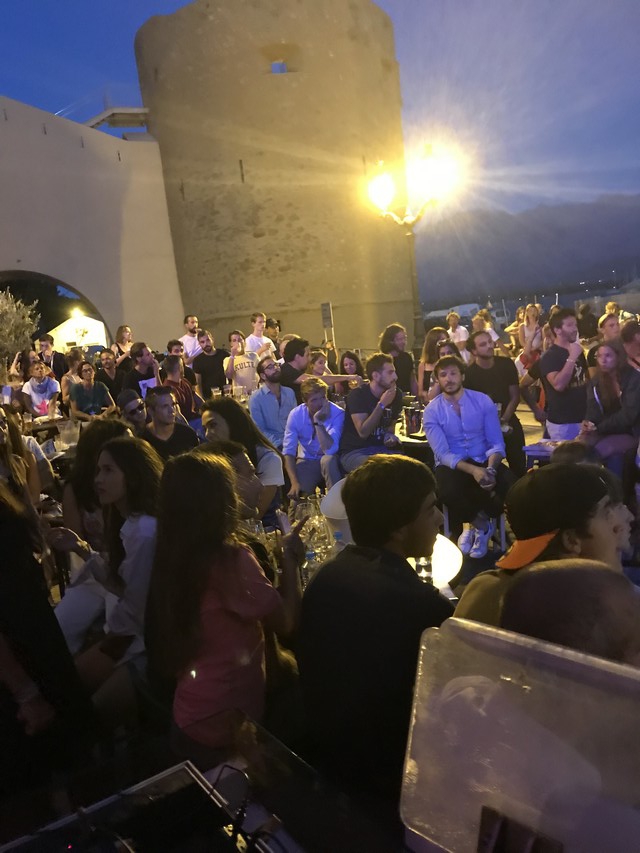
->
[135,0,413,350]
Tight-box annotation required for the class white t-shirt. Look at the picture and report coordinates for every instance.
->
[245,334,276,356]
[449,326,469,347]
[179,333,202,360]
[256,444,284,487]
[223,352,258,390]
[22,377,60,415]
[449,325,471,363]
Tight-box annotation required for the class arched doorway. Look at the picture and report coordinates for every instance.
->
[0,269,112,347]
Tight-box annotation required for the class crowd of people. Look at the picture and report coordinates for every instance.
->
[1,300,640,835]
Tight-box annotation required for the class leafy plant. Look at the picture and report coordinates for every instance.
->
[0,289,40,383]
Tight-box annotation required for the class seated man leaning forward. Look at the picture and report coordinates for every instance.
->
[297,454,453,801]
[423,355,514,559]
[455,463,630,627]
[283,377,345,498]
[338,352,403,473]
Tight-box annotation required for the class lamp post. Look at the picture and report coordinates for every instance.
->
[368,145,464,346]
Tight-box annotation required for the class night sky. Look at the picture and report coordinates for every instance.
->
[2,0,639,214]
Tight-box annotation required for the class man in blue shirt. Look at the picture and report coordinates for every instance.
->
[248,355,296,450]
[424,355,514,558]
[283,377,345,497]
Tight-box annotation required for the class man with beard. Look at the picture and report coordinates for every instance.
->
[192,330,230,399]
[424,355,513,559]
[248,355,296,450]
[539,308,588,440]
[95,348,125,401]
[338,352,403,473]
[179,314,203,365]
[464,330,526,477]
[121,342,161,399]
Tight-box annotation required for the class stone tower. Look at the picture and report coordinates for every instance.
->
[135,0,413,350]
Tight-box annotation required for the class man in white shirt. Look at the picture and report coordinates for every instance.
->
[244,312,276,357]
[447,311,470,363]
[283,378,345,497]
[179,314,203,365]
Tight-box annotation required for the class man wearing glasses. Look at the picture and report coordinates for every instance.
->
[117,389,148,436]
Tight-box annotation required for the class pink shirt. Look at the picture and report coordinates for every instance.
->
[173,546,280,746]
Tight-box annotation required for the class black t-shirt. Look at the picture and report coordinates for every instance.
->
[421,367,433,393]
[280,362,305,403]
[539,344,588,424]
[95,367,125,399]
[393,351,416,393]
[298,545,453,797]
[142,422,199,461]
[122,366,158,399]
[339,382,403,453]
[464,358,519,419]
[192,349,229,399]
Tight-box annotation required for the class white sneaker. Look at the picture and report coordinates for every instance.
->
[457,527,476,555]
[469,521,495,559]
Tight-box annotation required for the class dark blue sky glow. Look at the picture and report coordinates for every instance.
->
[2,0,639,212]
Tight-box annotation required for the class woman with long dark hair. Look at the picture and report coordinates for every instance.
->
[201,397,284,520]
[418,327,448,402]
[55,419,131,655]
[580,342,640,477]
[0,406,30,501]
[146,450,302,754]
[0,480,92,797]
[334,350,364,396]
[49,437,163,709]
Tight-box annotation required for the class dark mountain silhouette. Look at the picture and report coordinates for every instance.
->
[417,194,640,307]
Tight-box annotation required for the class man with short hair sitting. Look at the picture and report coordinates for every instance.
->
[248,355,297,451]
[283,377,344,498]
[464,330,526,477]
[338,352,403,473]
[142,386,199,461]
[298,454,453,802]
[424,355,513,559]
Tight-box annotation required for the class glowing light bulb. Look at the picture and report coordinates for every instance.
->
[368,172,396,212]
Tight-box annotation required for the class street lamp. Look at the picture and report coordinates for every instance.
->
[367,144,465,344]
